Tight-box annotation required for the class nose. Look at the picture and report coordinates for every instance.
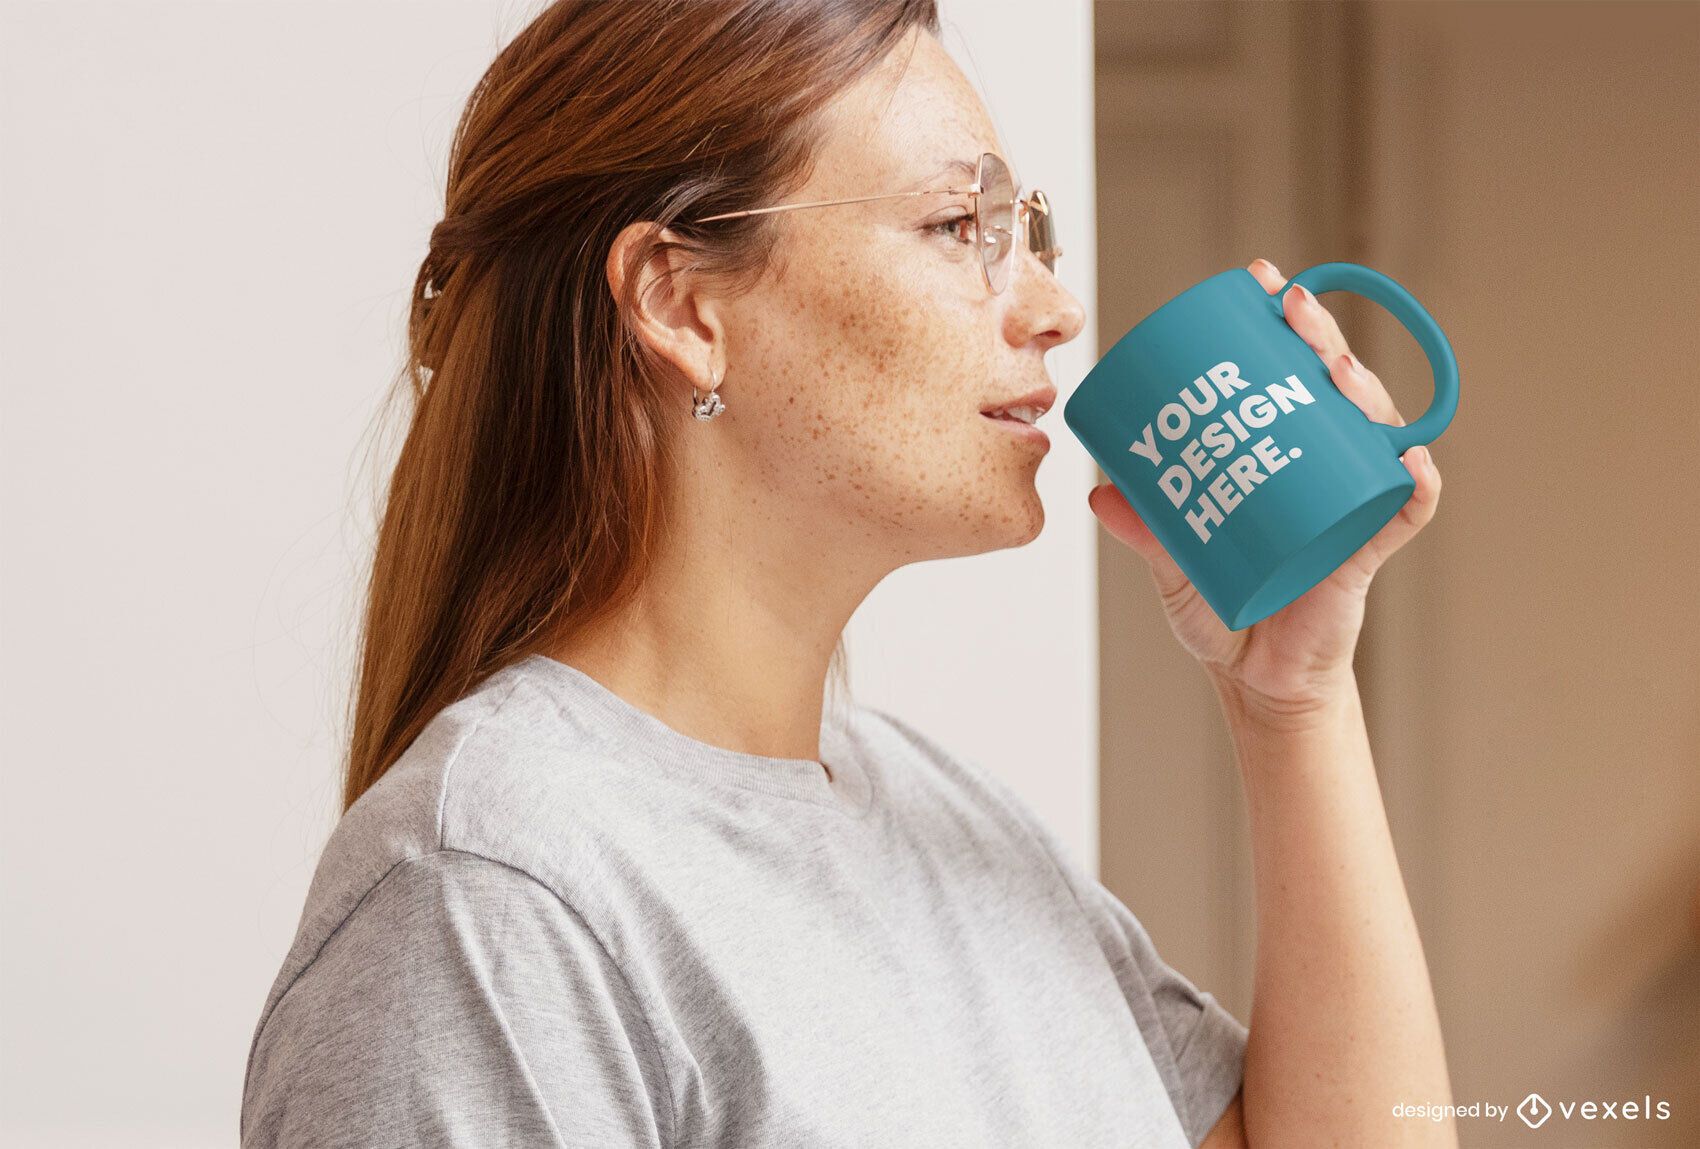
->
[1005,241,1086,352]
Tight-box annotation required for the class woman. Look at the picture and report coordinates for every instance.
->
[241,2,1454,1146]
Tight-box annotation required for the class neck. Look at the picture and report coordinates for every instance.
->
[546,471,888,765]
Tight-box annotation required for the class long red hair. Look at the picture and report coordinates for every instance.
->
[342,0,941,812]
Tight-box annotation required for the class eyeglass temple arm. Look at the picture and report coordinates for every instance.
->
[696,187,1063,265]
[695,185,980,223]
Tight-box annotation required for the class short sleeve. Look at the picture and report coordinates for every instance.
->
[999,784,1248,1146]
[1077,877,1248,1147]
[241,850,674,1148]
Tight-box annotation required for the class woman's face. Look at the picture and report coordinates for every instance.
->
[706,26,1086,568]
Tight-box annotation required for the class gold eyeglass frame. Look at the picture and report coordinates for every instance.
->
[692,151,1062,295]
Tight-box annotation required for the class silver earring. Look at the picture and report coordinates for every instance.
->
[692,363,726,421]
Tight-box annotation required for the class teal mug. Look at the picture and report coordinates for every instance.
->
[1064,262,1460,630]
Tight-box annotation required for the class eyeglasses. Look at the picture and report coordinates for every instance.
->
[692,151,1061,296]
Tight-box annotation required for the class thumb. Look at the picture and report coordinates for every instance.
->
[1087,483,1192,597]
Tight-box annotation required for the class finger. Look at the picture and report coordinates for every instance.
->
[1330,351,1407,427]
[1281,281,1355,377]
[1249,255,1353,371]
[1345,444,1443,579]
[1248,259,1408,428]
[1247,257,1287,293]
[1087,482,1192,599]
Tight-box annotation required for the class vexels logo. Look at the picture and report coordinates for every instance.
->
[1517,1092,1553,1129]
[1514,1090,1671,1129]
[1395,1089,1672,1129]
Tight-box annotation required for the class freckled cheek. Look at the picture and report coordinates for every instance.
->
[797,386,992,513]
[809,341,988,484]
[757,253,995,490]
[824,299,978,426]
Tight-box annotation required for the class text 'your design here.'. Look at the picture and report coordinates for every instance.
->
[1125,361,1318,543]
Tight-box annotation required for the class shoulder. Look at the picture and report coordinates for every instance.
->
[248,662,659,1062]
[258,849,579,1023]
[331,658,664,888]
[242,850,561,1110]
[241,848,677,1147]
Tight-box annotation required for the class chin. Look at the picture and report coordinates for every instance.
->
[887,472,1047,560]
[975,484,1047,553]
[1013,494,1046,545]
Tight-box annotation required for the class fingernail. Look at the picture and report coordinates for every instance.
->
[1411,445,1429,467]
[1344,351,1363,376]
[1258,258,1282,278]
[1291,283,1314,306]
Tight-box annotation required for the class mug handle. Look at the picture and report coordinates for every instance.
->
[1270,262,1460,455]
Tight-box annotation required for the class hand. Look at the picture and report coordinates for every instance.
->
[1087,258,1444,716]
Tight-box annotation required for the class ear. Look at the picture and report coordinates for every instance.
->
[606,221,725,395]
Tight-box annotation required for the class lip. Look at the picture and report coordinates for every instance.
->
[980,384,1057,451]
[980,410,1052,450]
[979,385,1059,418]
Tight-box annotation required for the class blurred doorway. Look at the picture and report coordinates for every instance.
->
[1094,3,1700,1146]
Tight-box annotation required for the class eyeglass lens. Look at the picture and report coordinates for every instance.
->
[977,152,1017,294]
[977,152,1058,293]
[1025,190,1059,275]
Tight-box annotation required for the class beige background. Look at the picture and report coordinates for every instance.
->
[1093,2,1700,1146]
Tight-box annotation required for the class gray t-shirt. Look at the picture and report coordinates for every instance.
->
[241,653,1246,1148]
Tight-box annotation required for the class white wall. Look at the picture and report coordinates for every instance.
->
[0,1,1096,1144]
